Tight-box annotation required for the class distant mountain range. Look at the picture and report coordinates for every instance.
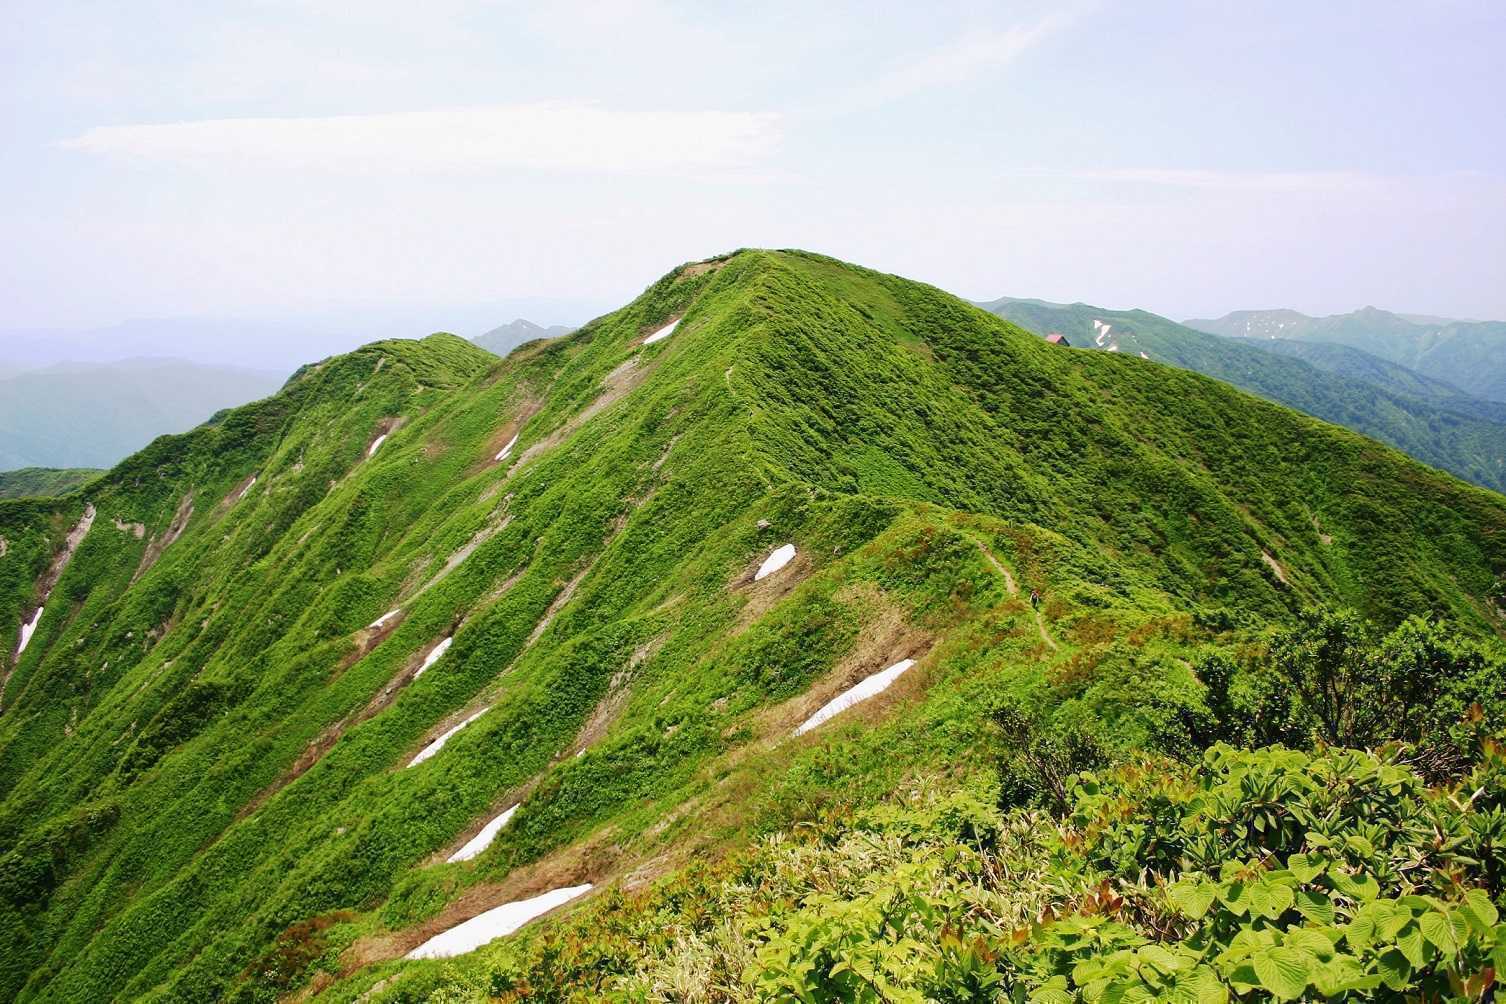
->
[472,319,575,357]
[1184,307,1506,404]
[0,467,101,499]
[981,297,1506,494]
[0,358,285,470]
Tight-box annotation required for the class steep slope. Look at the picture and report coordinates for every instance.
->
[1187,306,1506,403]
[983,296,1506,494]
[0,359,286,469]
[1,252,1504,1002]
[0,469,102,500]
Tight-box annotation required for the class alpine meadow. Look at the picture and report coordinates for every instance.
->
[4,250,1506,1002]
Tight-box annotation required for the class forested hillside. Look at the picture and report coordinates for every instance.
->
[3,251,1504,1002]
[983,296,1506,494]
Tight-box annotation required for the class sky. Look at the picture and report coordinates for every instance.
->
[3,0,1504,357]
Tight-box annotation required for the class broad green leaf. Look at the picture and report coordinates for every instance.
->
[1376,948,1411,992]
[1251,947,1310,1001]
[1028,977,1073,1004]
[1168,878,1217,920]
[1250,880,1295,920]
[1420,910,1459,955]
[1462,889,1499,930]
[1294,889,1335,926]
[1286,853,1325,884]
[1283,927,1336,962]
[1395,922,1425,969]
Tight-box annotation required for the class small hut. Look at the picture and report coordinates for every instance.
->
[1045,332,1071,347]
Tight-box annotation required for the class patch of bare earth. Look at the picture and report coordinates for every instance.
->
[340,821,616,973]
[732,545,814,633]
[1261,550,1289,585]
[5,505,96,696]
[37,504,96,600]
[507,357,652,475]
[566,634,665,758]
[112,516,146,539]
[764,584,931,738]
[216,474,258,514]
[677,257,729,280]
[364,416,404,457]
[132,494,193,584]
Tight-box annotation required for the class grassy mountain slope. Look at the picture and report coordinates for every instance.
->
[1186,307,1506,404]
[2,252,1504,1002]
[982,296,1506,494]
[0,469,102,500]
[0,359,286,470]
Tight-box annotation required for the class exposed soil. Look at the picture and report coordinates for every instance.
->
[132,494,193,584]
[112,516,146,539]
[1261,550,1289,585]
[508,357,652,474]
[341,831,614,974]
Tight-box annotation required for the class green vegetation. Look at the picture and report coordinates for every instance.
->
[0,468,101,499]
[983,296,1506,494]
[1185,307,1506,405]
[1,251,1504,1001]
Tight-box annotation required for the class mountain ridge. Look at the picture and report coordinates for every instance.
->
[983,295,1506,493]
[1186,306,1506,403]
[2,250,1504,1002]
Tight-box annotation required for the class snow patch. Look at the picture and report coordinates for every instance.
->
[370,609,401,629]
[16,607,43,657]
[406,884,593,960]
[447,805,519,863]
[795,658,916,736]
[754,543,796,581]
[643,319,679,345]
[494,433,519,462]
[408,706,490,767]
[1106,344,1119,352]
[367,434,388,457]
[413,637,453,679]
[1093,320,1111,346]
[1139,351,1150,360]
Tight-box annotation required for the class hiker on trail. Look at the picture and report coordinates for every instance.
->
[1030,588,1040,610]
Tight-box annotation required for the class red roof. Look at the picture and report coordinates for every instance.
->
[1045,332,1069,345]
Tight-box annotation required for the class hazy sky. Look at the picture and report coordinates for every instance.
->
[4,0,1505,336]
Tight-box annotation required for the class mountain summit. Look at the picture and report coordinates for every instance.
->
[2,251,1504,1001]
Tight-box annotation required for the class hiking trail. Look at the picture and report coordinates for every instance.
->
[973,539,1057,651]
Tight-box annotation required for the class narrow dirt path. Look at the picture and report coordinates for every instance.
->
[972,539,1057,651]
[973,540,1017,595]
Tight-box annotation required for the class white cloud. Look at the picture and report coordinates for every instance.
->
[58,103,782,175]
[871,22,1058,100]
[811,15,1070,116]
[1027,168,1389,194]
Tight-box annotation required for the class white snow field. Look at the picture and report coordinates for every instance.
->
[795,658,916,736]
[413,636,453,679]
[367,433,388,457]
[406,884,594,960]
[15,607,43,657]
[447,805,519,863]
[754,543,796,581]
[369,609,401,629]
[494,433,520,462]
[643,319,679,345]
[408,706,490,767]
